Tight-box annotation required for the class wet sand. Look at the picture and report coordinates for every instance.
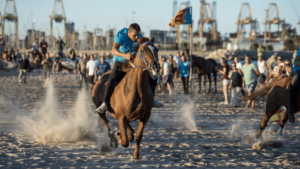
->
[1,69,300,168]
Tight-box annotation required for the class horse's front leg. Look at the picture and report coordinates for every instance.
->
[116,115,129,148]
[98,112,118,148]
[134,112,151,159]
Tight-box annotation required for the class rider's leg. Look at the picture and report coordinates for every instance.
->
[148,72,163,108]
[96,62,125,113]
[288,70,300,123]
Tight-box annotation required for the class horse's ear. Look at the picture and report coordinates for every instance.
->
[150,36,155,43]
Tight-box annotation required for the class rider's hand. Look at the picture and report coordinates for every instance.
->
[125,53,134,60]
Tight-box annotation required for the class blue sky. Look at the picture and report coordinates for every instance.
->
[1,0,300,39]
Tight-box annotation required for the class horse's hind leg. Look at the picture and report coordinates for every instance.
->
[257,104,280,138]
[208,74,212,93]
[116,115,129,148]
[198,74,202,93]
[128,122,134,142]
[134,112,151,160]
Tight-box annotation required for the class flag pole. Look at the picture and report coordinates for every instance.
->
[189,7,193,99]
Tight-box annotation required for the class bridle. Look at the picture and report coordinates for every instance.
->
[128,42,158,79]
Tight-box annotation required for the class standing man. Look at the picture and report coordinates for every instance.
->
[96,23,163,114]
[52,53,61,73]
[288,48,300,123]
[257,55,268,89]
[54,36,65,57]
[77,53,88,90]
[241,55,260,108]
[95,56,110,80]
[163,57,173,94]
[86,54,97,91]
[257,44,264,58]
[40,37,48,57]
[173,52,181,82]
[41,53,53,87]
[234,56,243,70]
[0,35,5,59]
[18,54,30,83]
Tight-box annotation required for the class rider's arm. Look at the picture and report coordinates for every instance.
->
[111,42,132,60]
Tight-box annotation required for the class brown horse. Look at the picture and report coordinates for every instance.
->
[241,77,300,138]
[183,49,217,93]
[91,37,160,159]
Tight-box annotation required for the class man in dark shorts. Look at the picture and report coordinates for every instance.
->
[77,53,88,90]
[86,54,97,91]
[41,53,53,87]
[18,54,30,83]
[40,37,48,56]
[54,36,65,57]
[162,57,173,94]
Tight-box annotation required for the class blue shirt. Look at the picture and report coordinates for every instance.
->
[293,48,300,72]
[113,28,143,63]
[97,62,111,76]
[178,61,189,77]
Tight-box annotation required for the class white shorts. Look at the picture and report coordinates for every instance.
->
[223,79,230,86]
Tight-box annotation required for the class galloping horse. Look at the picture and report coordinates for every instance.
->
[183,49,217,93]
[91,37,160,159]
[241,77,300,138]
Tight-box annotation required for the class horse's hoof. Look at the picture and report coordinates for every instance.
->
[110,138,118,148]
[276,128,283,136]
[115,131,120,136]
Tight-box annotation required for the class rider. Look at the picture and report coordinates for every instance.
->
[96,23,164,113]
[288,48,300,123]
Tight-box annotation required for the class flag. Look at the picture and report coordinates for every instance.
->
[169,7,192,27]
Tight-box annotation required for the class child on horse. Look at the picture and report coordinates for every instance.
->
[96,23,163,113]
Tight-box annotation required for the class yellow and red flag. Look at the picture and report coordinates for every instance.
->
[169,7,192,27]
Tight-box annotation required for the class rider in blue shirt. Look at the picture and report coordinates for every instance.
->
[96,23,163,113]
[288,48,300,123]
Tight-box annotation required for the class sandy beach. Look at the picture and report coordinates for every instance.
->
[1,68,300,168]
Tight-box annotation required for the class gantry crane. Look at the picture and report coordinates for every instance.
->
[198,0,218,40]
[50,0,66,46]
[262,3,285,40]
[1,0,18,47]
[236,3,259,40]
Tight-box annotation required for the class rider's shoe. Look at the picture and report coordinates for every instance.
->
[288,106,296,123]
[96,102,108,114]
[153,99,163,108]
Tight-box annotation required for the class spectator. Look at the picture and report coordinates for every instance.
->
[228,62,243,107]
[41,53,53,87]
[6,50,11,61]
[284,59,293,77]
[265,55,284,83]
[216,58,230,105]
[0,35,5,59]
[257,55,268,89]
[54,36,65,57]
[32,38,39,52]
[15,49,21,61]
[234,56,243,70]
[86,54,97,91]
[178,55,189,94]
[77,53,88,90]
[162,57,172,94]
[40,37,48,56]
[52,53,61,73]
[2,47,8,57]
[173,52,181,82]
[167,56,174,88]
[156,55,163,93]
[69,49,78,72]
[95,56,110,80]
[241,55,260,108]
[257,44,264,58]
[11,52,17,64]
[18,54,29,83]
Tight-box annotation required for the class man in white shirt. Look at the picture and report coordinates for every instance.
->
[173,51,181,82]
[234,56,243,70]
[162,57,172,94]
[257,56,268,89]
[86,54,97,91]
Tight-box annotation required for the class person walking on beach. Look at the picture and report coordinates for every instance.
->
[40,37,48,57]
[163,57,173,94]
[95,56,110,80]
[241,55,260,108]
[18,54,29,83]
[32,38,39,53]
[257,44,264,58]
[52,53,61,73]
[228,62,243,107]
[156,55,163,93]
[265,56,284,83]
[173,52,181,82]
[216,58,230,105]
[86,54,97,91]
[41,53,53,87]
[69,49,78,71]
[54,36,65,57]
[257,55,268,89]
[178,55,189,94]
[77,53,88,90]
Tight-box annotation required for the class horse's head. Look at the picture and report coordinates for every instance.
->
[131,36,160,78]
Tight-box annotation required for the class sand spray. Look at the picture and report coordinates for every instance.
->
[180,100,197,131]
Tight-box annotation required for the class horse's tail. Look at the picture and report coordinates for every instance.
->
[241,78,280,101]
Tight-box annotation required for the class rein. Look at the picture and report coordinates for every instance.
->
[128,42,158,79]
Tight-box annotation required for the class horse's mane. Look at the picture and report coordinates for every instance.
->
[120,37,151,72]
